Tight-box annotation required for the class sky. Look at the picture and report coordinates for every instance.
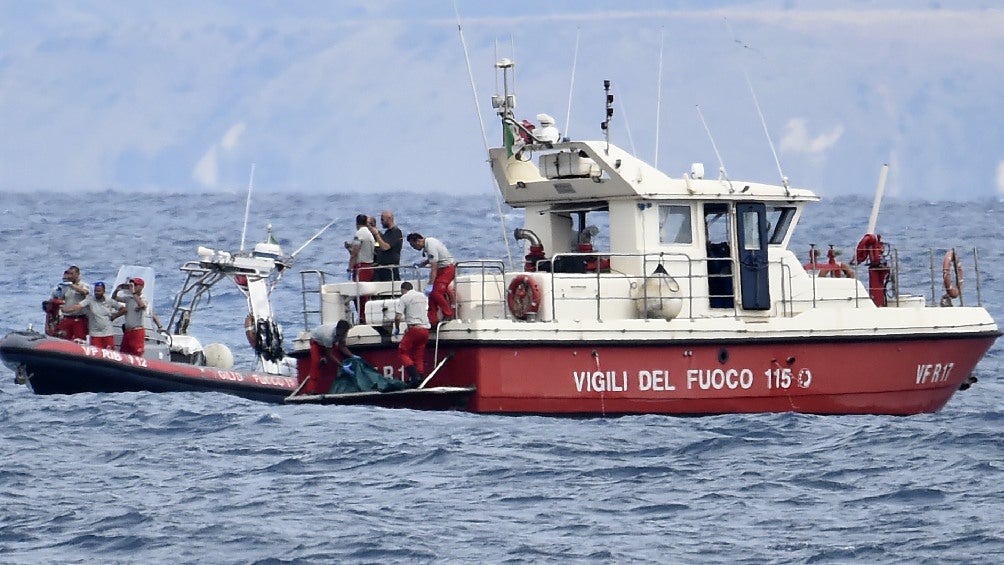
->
[1,1,1003,200]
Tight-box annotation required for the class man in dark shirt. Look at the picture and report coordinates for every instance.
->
[371,209,404,281]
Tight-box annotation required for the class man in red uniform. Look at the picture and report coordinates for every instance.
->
[302,320,353,395]
[112,277,162,356]
[394,282,430,387]
[53,265,90,341]
[61,281,122,350]
[407,233,456,325]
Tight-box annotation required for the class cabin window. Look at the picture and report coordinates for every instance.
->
[658,205,693,244]
[766,206,795,245]
[741,210,761,250]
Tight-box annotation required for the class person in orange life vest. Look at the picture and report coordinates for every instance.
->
[303,320,353,395]
[395,281,431,387]
[406,233,456,325]
[111,277,162,356]
[61,281,123,350]
[53,265,90,340]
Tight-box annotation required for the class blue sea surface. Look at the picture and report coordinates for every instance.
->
[1,191,1002,563]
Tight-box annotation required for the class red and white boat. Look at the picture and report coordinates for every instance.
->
[4,60,997,415]
[1,230,474,409]
[290,59,999,415]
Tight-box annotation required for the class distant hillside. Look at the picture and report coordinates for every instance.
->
[0,3,1001,200]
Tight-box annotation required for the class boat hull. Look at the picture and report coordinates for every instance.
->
[1,331,298,403]
[352,331,999,415]
[285,387,476,410]
[5,329,997,415]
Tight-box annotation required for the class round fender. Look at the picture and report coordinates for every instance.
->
[507,275,542,320]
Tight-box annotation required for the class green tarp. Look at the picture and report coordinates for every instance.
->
[329,356,409,394]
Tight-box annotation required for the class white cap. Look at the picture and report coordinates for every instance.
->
[536,113,555,126]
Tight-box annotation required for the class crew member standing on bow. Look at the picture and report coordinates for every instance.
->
[407,233,456,325]
[61,281,123,350]
[395,281,431,387]
[112,277,162,356]
[53,265,91,340]
[371,210,403,282]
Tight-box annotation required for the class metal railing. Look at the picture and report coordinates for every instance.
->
[297,246,987,329]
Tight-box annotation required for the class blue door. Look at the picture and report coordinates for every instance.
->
[735,203,770,310]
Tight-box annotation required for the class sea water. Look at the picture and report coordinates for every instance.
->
[0,191,1001,564]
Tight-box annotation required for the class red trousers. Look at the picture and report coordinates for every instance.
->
[354,263,374,322]
[121,327,145,356]
[90,335,115,350]
[57,316,88,341]
[428,264,456,325]
[398,326,429,374]
[303,341,340,395]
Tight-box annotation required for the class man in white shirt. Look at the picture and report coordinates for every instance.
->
[394,281,431,387]
[407,232,456,325]
[61,281,123,350]
[348,214,376,282]
[53,265,90,340]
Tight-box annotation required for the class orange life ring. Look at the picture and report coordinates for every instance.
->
[245,314,258,348]
[507,275,542,320]
[942,249,963,299]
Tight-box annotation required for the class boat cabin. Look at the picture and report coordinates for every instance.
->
[450,136,867,324]
[303,136,875,333]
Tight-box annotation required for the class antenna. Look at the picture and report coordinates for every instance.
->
[613,84,636,156]
[239,163,255,254]
[654,29,665,169]
[290,218,338,260]
[564,27,580,139]
[510,34,517,94]
[725,18,789,195]
[600,80,614,154]
[453,0,514,268]
[695,104,732,188]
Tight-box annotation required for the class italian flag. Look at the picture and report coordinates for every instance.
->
[504,124,516,158]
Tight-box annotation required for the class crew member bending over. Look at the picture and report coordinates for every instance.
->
[395,281,431,387]
[407,233,456,325]
[303,320,353,395]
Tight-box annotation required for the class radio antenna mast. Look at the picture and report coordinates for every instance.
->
[239,163,256,254]
[453,0,513,268]
[695,104,733,191]
[564,28,580,139]
[654,29,665,169]
[601,80,614,154]
[725,18,789,195]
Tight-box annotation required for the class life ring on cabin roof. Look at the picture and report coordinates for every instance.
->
[507,275,542,320]
[943,249,963,299]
